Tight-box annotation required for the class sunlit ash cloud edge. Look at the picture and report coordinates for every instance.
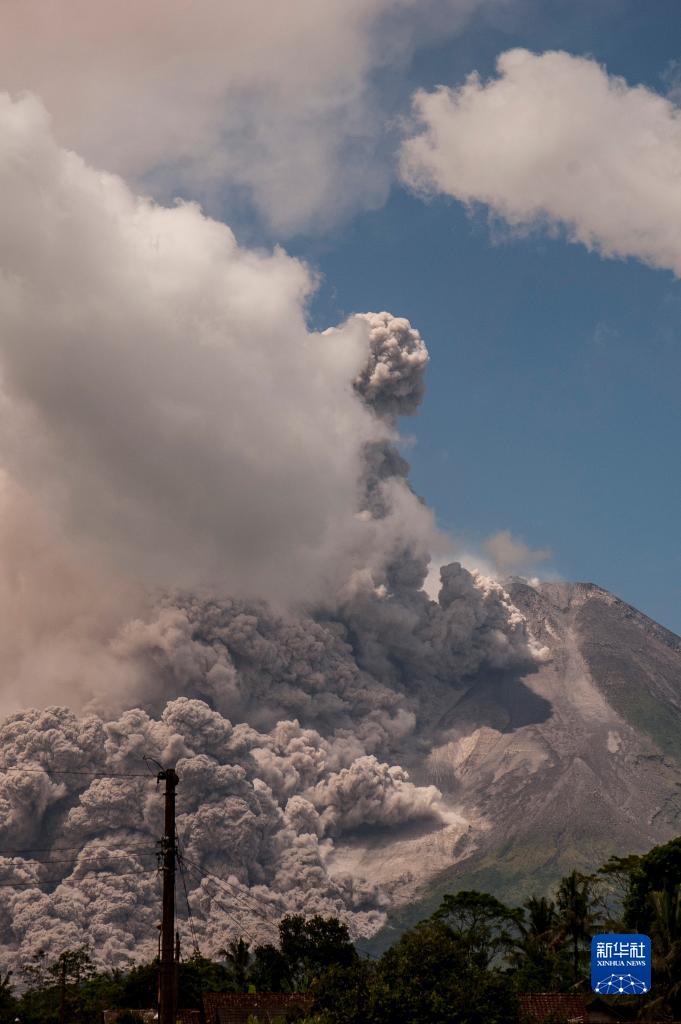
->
[0,91,546,968]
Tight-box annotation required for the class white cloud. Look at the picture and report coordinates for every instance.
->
[0,0,498,233]
[401,48,681,275]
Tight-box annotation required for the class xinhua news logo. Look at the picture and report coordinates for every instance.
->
[591,934,651,995]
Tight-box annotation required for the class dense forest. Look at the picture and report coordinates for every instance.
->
[4,835,680,1024]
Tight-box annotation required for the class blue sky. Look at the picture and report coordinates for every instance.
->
[272,0,681,631]
[2,0,681,631]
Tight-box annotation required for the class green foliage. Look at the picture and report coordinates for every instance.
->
[432,889,523,969]
[48,947,96,986]
[644,885,681,1020]
[611,836,681,1020]
[178,952,234,1005]
[249,943,291,993]
[278,915,357,990]
[555,871,602,984]
[18,945,107,1024]
[113,960,159,1010]
[10,836,681,1024]
[218,938,251,991]
[623,835,681,932]
[309,961,371,1024]
[312,918,518,1024]
[247,915,357,993]
[0,972,16,1024]
[510,896,569,992]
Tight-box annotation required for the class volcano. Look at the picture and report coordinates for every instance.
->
[339,581,681,947]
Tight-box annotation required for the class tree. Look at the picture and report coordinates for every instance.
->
[309,961,372,1024]
[645,885,681,1020]
[278,916,357,990]
[432,890,522,970]
[555,871,600,985]
[18,946,98,1024]
[218,938,251,992]
[20,950,49,993]
[50,947,96,1024]
[368,919,518,1024]
[178,952,234,1006]
[249,916,358,994]
[249,943,290,992]
[598,847,639,921]
[511,896,567,992]
[0,972,16,1024]
[607,838,681,1021]
[622,836,681,933]
[113,961,159,1010]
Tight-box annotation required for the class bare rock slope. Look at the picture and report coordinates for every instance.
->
[365,581,681,946]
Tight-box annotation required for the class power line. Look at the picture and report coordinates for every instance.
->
[0,767,153,778]
[1,857,157,869]
[0,843,156,856]
[0,867,157,889]
[183,858,380,960]
[181,863,259,947]
[184,864,278,929]
[176,842,200,957]
[180,857,278,925]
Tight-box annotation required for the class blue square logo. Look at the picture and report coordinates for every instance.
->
[591,934,651,994]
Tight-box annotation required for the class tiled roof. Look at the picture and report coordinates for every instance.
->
[203,991,313,1024]
[103,1011,158,1024]
[520,993,588,1023]
[178,1011,202,1024]
[102,1008,200,1024]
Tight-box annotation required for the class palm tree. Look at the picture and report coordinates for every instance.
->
[510,896,560,989]
[646,885,681,1018]
[524,896,558,942]
[556,871,599,985]
[218,937,251,992]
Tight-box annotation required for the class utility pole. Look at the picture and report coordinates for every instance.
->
[158,767,179,1024]
[58,956,66,1024]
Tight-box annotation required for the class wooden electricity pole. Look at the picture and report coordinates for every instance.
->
[158,767,179,1024]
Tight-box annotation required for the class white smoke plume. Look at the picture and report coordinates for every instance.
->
[483,530,552,577]
[0,92,438,615]
[0,0,501,233]
[400,48,681,276]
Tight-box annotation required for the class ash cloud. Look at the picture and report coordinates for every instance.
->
[0,559,538,968]
[353,312,429,418]
[0,698,436,967]
[0,92,544,967]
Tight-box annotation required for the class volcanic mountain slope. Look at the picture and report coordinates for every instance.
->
[341,581,681,947]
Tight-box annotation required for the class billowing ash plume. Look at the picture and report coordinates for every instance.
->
[353,312,429,418]
[0,92,543,969]
[0,562,538,970]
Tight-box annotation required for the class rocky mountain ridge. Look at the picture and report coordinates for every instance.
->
[356,580,681,947]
